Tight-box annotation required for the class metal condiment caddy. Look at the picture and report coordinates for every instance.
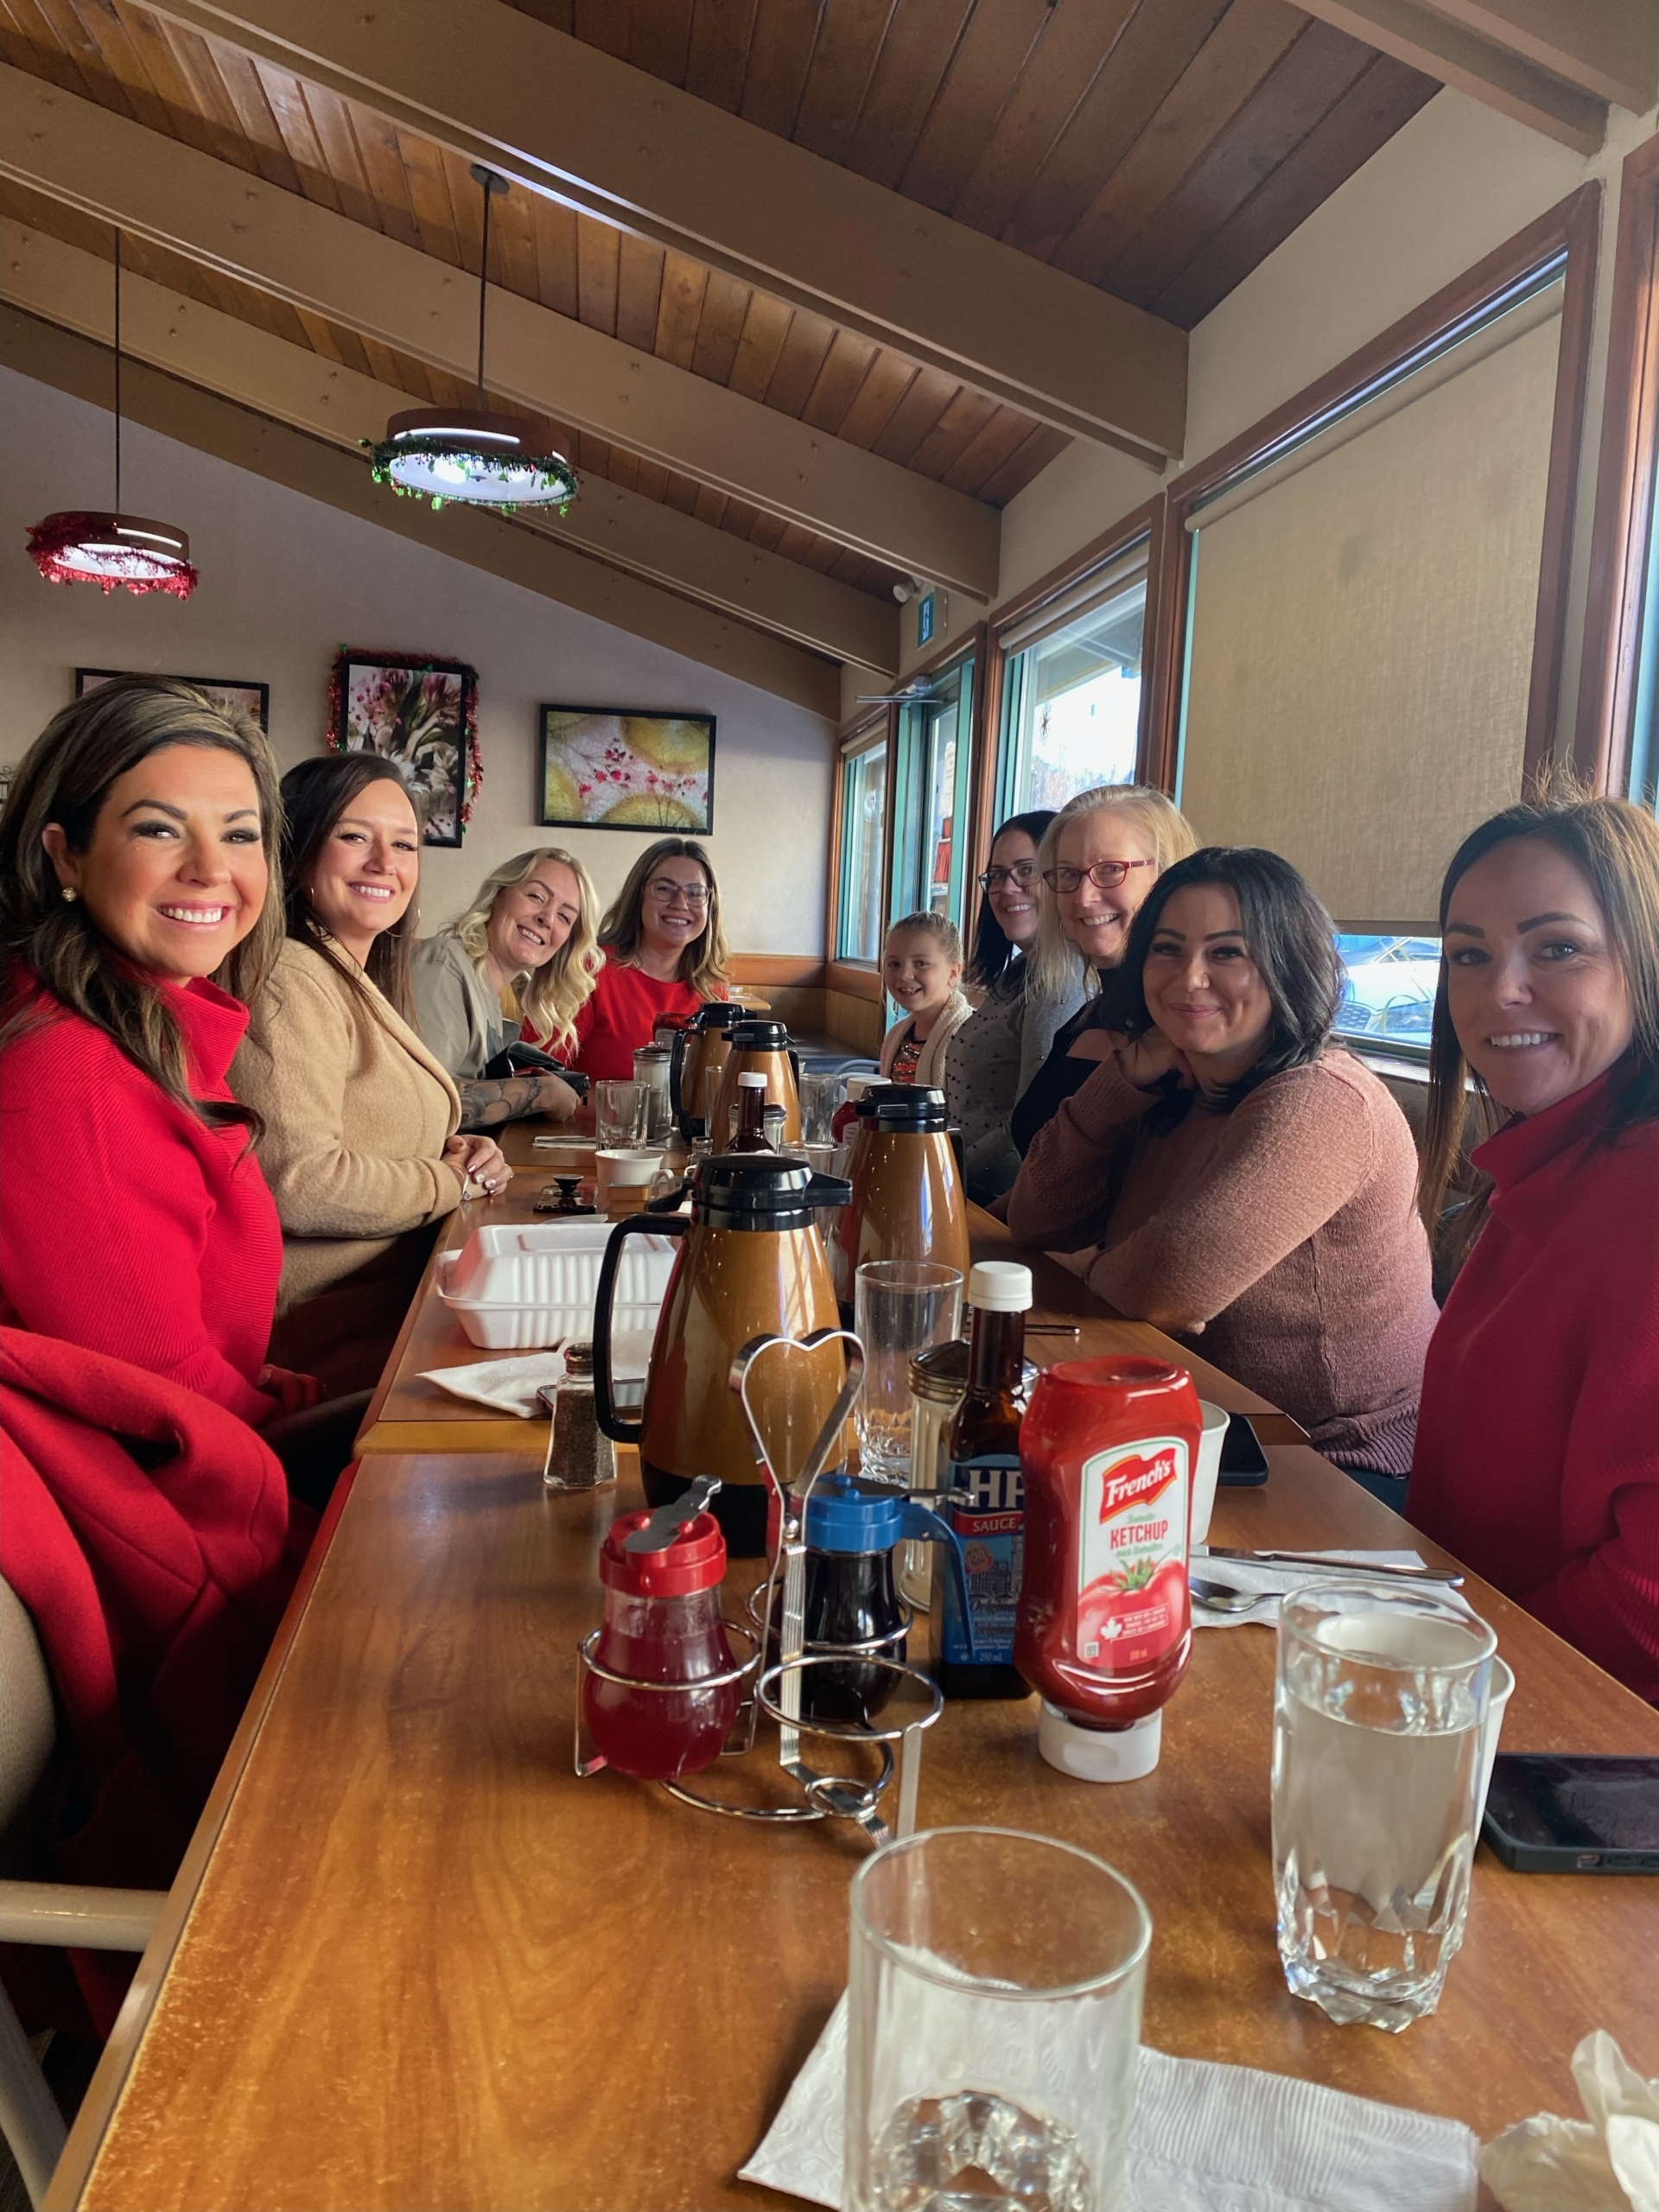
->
[573,1323,944,1847]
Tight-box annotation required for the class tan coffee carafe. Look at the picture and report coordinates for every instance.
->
[592,1153,852,1555]
[668,1001,745,1140]
[706,1020,802,1150]
[830,1087,971,1320]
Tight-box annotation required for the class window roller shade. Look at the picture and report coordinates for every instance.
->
[1177,293,1563,928]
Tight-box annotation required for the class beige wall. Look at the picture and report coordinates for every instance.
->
[882,84,1659,758]
[0,367,836,950]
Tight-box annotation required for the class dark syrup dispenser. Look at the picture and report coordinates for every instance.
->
[774,1474,974,1724]
[592,1153,851,1557]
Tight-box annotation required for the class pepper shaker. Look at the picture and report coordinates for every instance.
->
[541,1344,616,1491]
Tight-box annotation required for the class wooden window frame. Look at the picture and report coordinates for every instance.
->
[976,499,1167,873]
[1143,185,1602,798]
[886,625,988,938]
[1577,134,1659,792]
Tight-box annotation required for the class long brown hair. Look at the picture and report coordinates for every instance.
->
[278,753,424,1021]
[1417,787,1659,1258]
[597,836,729,995]
[0,676,282,1128]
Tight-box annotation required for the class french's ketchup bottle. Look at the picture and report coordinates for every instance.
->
[935,1261,1034,1700]
[1015,1356,1201,1781]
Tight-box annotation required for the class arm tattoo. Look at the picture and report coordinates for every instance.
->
[456,1076,539,1132]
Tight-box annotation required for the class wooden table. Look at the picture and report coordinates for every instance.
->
[356,1191,1304,1454]
[51,1444,1659,2210]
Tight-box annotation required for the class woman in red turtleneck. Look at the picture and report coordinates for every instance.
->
[569,836,729,1082]
[0,677,299,1427]
[1409,794,1659,1703]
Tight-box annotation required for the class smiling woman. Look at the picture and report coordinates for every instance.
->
[569,835,731,1083]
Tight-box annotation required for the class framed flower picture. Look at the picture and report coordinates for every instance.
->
[327,651,480,847]
[77,668,270,730]
[537,705,715,832]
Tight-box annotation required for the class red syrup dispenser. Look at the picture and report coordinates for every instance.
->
[1015,1357,1202,1783]
[582,1484,743,1782]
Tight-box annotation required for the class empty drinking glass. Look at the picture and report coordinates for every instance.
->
[595,1080,649,1149]
[1272,1581,1496,2032]
[854,1261,962,1487]
[846,1827,1150,2212]
[800,1071,845,1147]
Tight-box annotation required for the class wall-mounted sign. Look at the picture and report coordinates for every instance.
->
[916,590,942,647]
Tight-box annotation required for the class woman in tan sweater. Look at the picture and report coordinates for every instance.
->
[1007,847,1437,1477]
[233,756,507,1395]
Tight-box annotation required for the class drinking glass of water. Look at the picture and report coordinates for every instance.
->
[854,1261,962,1487]
[1272,1582,1496,2032]
[846,1827,1149,2212]
[594,1080,649,1149]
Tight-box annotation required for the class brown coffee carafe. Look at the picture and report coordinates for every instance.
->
[668,1001,745,1140]
[830,1088,971,1322]
[592,1153,852,1555]
[706,1020,803,1150]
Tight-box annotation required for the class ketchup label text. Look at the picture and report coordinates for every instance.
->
[1075,1434,1190,1671]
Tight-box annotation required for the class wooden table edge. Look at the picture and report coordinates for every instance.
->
[42,1465,364,2212]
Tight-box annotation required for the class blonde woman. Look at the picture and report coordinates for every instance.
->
[570,836,730,1081]
[1010,784,1198,1156]
[412,848,600,1131]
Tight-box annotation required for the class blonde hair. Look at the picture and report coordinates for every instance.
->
[885,910,963,964]
[449,847,601,1052]
[1027,784,1198,1001]
[599,836,729,998]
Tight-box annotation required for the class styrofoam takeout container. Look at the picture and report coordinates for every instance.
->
[436,1218,676,1350]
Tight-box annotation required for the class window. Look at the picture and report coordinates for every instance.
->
[1334,933,1440,1049]
[836,736,888,963]
[996,551,1147,819]
[890,655,975,934]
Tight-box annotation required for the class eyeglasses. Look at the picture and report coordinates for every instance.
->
[978,861,1041,891]
[645,878,709,907]
[1042,859,1157,894]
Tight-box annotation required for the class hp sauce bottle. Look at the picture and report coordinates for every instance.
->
[935,1262,1034,1700]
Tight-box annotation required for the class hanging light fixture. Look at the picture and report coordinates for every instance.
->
[27,230,198,599]
[366,166,577,512]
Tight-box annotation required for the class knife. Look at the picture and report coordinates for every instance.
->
[1201,1545,1464,1587]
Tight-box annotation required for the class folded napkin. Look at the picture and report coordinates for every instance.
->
[1481,2032,1659,2211]
[740,1993,1478,2211]
[1189,1548,1431,1629]
[419,1329,656,1417]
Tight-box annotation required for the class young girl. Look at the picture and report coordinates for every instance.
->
[878,912,973,1087]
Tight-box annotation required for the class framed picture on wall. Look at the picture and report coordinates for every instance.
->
[76,668,270,731]
[327,650,480,849]
[537,705,715,833]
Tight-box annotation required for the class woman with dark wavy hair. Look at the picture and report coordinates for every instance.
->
[1008,846,1436,1478]
[0,676,296,1424]
[1408,791,1659,1700]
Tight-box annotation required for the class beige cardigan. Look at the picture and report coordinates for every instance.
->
[877,989,975,1090]
[233,940,463,1386]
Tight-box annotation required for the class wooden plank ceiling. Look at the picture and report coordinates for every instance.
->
[0,0,1437,626]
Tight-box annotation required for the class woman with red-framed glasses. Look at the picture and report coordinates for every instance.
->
[1007,785,1198,1164]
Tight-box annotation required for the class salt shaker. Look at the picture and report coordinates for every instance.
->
[541,1344,616,1491]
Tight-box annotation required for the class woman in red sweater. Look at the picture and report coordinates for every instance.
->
[569,836,730,1082]
[1409,793,1659,1702]
[0,677,302,1430]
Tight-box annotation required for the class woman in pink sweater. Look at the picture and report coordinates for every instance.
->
[1007,848,1437,1476]
[1408,793,1659,1701]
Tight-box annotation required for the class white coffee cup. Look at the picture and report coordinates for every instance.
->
[1191,1400,1230,1546]
[594,1147,663,1199]
[1477,1656,1516,1831]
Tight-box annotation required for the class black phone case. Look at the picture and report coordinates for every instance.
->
[1217,1413,1269,1485]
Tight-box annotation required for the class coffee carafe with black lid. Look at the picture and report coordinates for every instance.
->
[593,1152,850,1556]
[830,1087,971,1317]
[707,1020,803,1149]
[669,1001,745,1140]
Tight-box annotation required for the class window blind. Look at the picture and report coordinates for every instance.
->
[999,543,1149,659]
[1175,284,1564,927]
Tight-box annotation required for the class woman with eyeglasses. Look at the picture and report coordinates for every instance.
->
[941,810,1074,1201]
[1007,847,1435,1480]
[569,836,729,1082]
[1008,785,1198,1160]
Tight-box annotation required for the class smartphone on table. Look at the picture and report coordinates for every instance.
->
[1481,1753,1659,1872]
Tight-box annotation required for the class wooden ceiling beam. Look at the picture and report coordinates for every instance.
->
[1296,0,1614,150]
[130,0,1187,460]
[1426,0,1658,113]
[0,67,998,600]
[0,301,842,718]
[0,219,899,673]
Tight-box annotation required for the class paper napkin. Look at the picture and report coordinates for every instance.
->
[1189,1548,1432,1629]
[740,1993,1478,2212]
[419,1329,657,1417]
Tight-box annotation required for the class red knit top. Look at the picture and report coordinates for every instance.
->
[568,955,710,1084]
[1408,1072,1659,1702]
[0,976,283,1426]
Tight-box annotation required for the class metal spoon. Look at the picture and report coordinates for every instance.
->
[1189,1574,1263,1614]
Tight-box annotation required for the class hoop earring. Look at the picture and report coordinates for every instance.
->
[60,887,79,903]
